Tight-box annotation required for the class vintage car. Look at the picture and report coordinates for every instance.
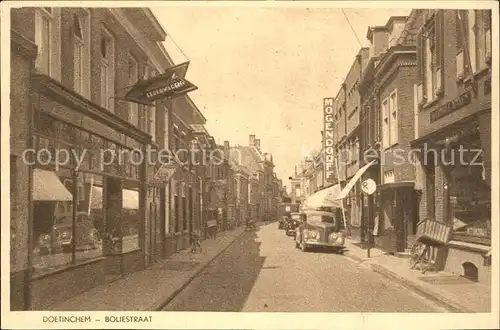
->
[295,210,345,253]
[285,212,301,236]
[35,212,102,255]
[278,215,288,229]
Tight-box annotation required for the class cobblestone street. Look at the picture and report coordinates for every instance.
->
[163,222,446,312]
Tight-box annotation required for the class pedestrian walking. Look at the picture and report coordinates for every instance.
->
[206,218,217,239]
[189,230,202,253]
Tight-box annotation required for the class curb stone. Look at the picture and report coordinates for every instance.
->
[370,263,474,313]
[343,249,474,313]
[153,229,246,311]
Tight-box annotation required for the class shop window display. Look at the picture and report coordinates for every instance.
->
[32,168,74,274]
[32,169,104,275]
[447,136,491,244]
[75,173,104,262]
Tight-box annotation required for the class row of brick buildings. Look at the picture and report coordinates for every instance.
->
[9,7,283,310]
[291,9,492,285]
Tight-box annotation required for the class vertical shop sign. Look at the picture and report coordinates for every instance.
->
[323,97,336,183]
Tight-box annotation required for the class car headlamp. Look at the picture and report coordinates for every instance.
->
[307,230,319,240]
[329,232,338,242]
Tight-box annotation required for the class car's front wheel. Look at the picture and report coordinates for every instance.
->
[332,247,344,254]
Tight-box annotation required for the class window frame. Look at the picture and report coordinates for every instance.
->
[389,89,398,147]
[100,26,115,112]
[72,9,91,98]
[424,35,435,101]
[35,8,61,80]
[127,54,139,126]
[456,10,491,81]
[381,97,389,150]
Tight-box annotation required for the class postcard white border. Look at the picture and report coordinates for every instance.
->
[1,1,499,329]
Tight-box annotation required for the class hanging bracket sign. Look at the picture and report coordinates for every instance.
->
[125,62,198,105]
[149,163,178,186]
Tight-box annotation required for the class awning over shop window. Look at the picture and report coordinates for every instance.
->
[302,184,342,210]
[33,169,73,201]
[335,160,376,200]
[123,189,139,209]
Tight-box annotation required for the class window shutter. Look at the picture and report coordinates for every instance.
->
[417,30,424,82]
[435,10,442,67]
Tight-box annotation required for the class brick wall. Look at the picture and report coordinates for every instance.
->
[434,164,446,223]
[378,62,418,182]
[416,9,492,138]
[10,30,38,310]
[345,48,370,136]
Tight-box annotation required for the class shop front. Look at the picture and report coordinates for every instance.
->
[412,110,491,283]
[345,181,362,239]
[27,75,150,309]
[146,160,179,265]
[375,182,418,254]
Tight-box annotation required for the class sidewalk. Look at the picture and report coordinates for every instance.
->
[343,238,491,313]
[50,227,246,311]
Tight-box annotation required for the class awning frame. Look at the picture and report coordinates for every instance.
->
[335,160,377,200]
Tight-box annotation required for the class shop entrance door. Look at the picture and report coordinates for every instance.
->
[146,187,160,266]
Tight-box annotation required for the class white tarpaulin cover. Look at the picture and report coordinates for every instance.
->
[302,184,342,210]
[335,160,376,200]
[32,169,73,201]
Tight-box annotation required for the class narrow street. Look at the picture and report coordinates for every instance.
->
[163,222,445,312]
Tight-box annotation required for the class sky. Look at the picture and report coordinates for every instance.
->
[151,5,411,191]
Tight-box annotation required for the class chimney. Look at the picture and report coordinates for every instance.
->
[367,26,389,59]
[223,140,230,159]
[255,139,261,150]
[249,134,256,146]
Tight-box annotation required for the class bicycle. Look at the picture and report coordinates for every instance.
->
[409,238,436,274]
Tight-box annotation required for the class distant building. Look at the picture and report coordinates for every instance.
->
[230,135,279,222]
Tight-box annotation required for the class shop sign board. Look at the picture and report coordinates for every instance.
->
[361,179,377,195]
[430,90,472,122]
[149,164,178,185]
[125,62,198,105]
[323,97,336,183]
